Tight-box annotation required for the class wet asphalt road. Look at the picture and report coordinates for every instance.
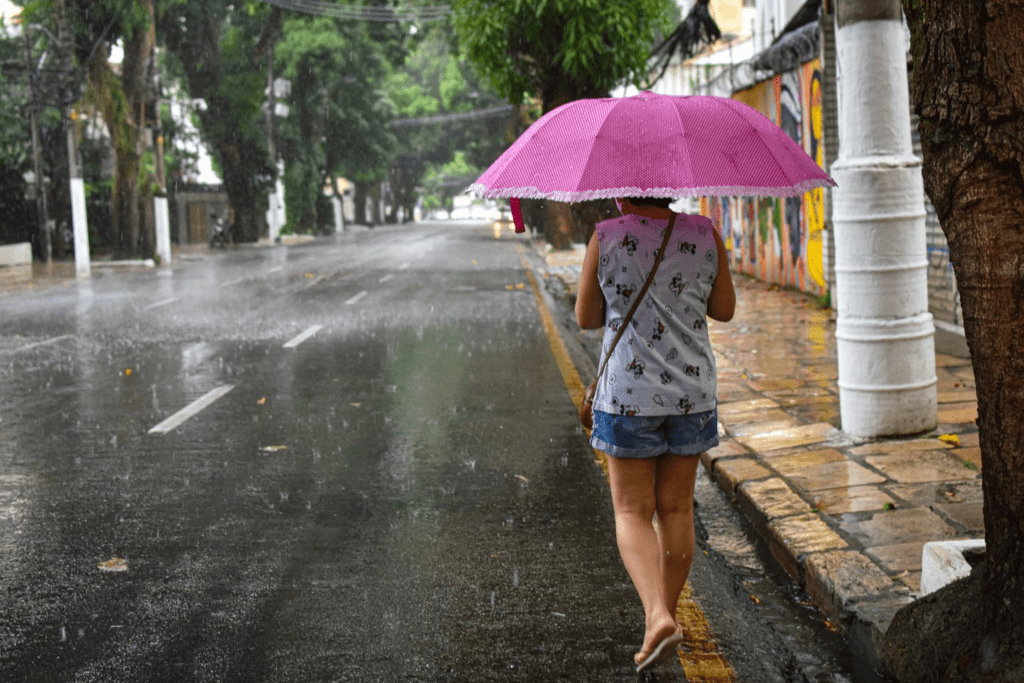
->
[0,221,880,683]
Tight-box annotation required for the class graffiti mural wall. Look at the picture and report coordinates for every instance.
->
[701,59,827,297]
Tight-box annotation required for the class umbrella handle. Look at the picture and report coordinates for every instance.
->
[511,198,525,233]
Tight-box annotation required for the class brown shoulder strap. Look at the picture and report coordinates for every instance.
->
[595,212,678,380]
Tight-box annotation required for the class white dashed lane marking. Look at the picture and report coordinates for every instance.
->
[283,325,323,349]
[144,297,178,310]
[148,385,236,434]
[345,291,367,305]
[15,334,74,352]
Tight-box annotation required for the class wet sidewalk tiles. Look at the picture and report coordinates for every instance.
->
[699,277,982,670]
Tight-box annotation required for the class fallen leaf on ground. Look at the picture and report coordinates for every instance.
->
[260,445,287,452]
[257,397,267,405]
[98,558,128,572]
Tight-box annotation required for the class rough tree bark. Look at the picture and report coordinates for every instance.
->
[884,1,1024,681]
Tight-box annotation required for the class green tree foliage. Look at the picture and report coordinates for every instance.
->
[421,150,480,214]
[382,29,444,223]
[453,0,675,113]
[382,23,508,222]
[0,26,32,174]
[0,18,84,254]
[21,0,180,257]
[274,13,395,233]
[453,0,674,249]
[158,0,277,243]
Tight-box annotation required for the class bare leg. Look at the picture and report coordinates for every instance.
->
[606,456,679,664]
[654,454,700,617]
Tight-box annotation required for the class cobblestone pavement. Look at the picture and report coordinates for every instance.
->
[532,238,982,669]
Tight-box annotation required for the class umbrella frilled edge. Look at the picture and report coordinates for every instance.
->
[465,177,836,202]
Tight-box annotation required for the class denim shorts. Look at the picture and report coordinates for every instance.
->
[590,408,719,458]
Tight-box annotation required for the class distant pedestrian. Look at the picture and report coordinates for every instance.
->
[575,196,735,672]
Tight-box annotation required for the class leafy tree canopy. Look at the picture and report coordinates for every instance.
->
[453,0,675,111]
[159,0,278,241]
[274,12,398,230]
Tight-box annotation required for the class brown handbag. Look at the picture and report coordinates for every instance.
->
[580,214,677,429]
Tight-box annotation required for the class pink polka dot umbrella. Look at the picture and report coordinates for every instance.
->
[467,91,835,232]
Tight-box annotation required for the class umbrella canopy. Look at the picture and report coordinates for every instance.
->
[468,91,835,232]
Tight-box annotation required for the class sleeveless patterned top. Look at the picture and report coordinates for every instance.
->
[592,212,719,416]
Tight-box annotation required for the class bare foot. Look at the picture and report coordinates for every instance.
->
[634,616,680,666]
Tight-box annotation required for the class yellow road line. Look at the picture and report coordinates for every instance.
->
[519,243,737,683]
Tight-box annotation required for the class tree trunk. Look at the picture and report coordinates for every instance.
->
[884,2,1024,680]
[88,0,155,259]
[543,201,575,250]
[209,128,267,243]
[571,199,618,243]
[139,193,154,257]
[530,79,613,249]
[368,183,383,226]
[832,0,937,437]
[159,6,270,245]
[354,181,368,225]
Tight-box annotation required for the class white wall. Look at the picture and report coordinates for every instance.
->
[754,0,806,52]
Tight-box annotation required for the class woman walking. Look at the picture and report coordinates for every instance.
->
[575,196,735,672]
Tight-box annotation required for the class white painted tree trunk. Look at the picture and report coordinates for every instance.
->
[266,162,285,242]
[154,196,171,265]
[831,15,937,437]
[70,178,90,278]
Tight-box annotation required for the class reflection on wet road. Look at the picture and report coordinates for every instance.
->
[0,223,659,681]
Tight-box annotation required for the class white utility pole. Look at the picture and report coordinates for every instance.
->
[831,0,937,436]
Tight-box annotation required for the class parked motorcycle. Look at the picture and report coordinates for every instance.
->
[209,216,229,248]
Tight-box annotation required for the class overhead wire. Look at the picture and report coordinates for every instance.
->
[256,0,451,22]
[389,104,514,127]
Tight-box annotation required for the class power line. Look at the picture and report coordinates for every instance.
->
[256,0,451,22]
[389,104,513,127]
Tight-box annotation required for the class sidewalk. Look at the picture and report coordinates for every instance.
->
[531,238,982,671]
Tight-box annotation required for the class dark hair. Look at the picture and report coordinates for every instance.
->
[626,196,672,209]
